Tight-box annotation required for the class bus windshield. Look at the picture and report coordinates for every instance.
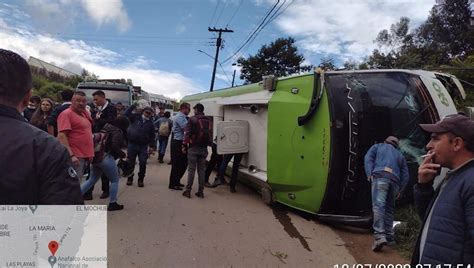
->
[323,71,434,215]
[327,71,431,163]
[77,88,131,106]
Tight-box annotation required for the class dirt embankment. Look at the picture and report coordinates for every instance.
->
[333,226,409,265]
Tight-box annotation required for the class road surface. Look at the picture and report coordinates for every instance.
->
[86,153,357,267]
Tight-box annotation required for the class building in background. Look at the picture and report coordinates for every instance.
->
[28,56,80,78]
[148,92,176,110]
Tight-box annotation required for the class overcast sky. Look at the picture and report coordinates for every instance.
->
[0,0,435,100]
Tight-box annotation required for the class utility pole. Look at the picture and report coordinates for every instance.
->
[231,69,236,87]
[208,27,233,92]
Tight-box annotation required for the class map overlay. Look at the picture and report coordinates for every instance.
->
[0,205,107,268]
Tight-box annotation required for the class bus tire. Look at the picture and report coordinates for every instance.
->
[261,187,274,205]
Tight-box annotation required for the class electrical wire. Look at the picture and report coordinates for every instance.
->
[221,0,280,64]
[243,0,287,50]
[226,0,244,27]
[209,0,221,27]
[214,0,227,27]
[218,60,233,86]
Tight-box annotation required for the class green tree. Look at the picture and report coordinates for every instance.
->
[364,17,423,68]
[33,82,72,101]
[417,0,474,64]
[237,37,312,84]
[31,75,49,91]
[81,68,99,81]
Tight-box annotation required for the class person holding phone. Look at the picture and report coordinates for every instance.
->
[411,114,474,265]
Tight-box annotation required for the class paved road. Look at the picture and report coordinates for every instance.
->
[86,152,356,267]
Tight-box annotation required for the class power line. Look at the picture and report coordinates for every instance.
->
[244,0,290,49]
[218,61,233,86]
[222,0,280,64]
[55,33,210,40]
[214,0,227,27]
[222,0,295,64]
[226,0,244,27]
[209,0,221,27]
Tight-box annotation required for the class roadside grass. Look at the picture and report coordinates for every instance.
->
[394,205,422,259]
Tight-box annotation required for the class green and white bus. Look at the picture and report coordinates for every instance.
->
[182,69,465,226]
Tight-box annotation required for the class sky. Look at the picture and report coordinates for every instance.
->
[0,0,436,100]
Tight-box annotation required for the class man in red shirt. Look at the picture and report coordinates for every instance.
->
[57,91,94,182]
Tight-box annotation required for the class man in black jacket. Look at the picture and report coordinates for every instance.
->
[23,95,40,121]
[47,89,73,136]
[412,114,474,265]
[82,90,117,200]
[0,48,83,205]
[125,104,156,187]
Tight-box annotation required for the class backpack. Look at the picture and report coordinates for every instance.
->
[92,130,109,164]
[158,121,170,136]
[193,116,212,146]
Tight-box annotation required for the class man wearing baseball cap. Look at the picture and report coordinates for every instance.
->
[364,135,410,252]
[412,114,474,265]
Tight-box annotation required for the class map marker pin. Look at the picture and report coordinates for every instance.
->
[48,255,57,268]
[29,205,37,214]
[48,241,59,256]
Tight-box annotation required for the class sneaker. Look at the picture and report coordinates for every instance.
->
[372,238,387,252]
[126,180,133,186]
[182,190,191,198]
[195,191,204,198]
[204,182,212,188]
[169,185,183,190]
[138,181,144,187]
[107,202,124,211]
[211,179,224,188]
[83,194,93,201]
[230,187,236,193]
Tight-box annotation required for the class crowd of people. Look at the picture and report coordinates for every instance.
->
[17,90,239,207]
[0,49,239,210]
[1,48,473,264]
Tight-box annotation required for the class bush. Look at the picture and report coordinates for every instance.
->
[394,205,422,259]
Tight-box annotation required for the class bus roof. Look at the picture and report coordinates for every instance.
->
[77,81,131,91]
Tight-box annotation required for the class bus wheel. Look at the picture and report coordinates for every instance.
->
[261,187,274,205]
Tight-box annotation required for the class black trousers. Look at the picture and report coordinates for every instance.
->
[205,143,223,183]
[127,143,148,180]
[169,139,187,187]
[218,153,244,188]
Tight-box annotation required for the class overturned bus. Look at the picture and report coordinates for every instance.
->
[181,69,465,227]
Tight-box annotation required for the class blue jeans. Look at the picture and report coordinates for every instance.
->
[74,158,89,182]
[157,136,169,156]
[127,143,148,180]
[371,177,399,241]
[80,154,120,203]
